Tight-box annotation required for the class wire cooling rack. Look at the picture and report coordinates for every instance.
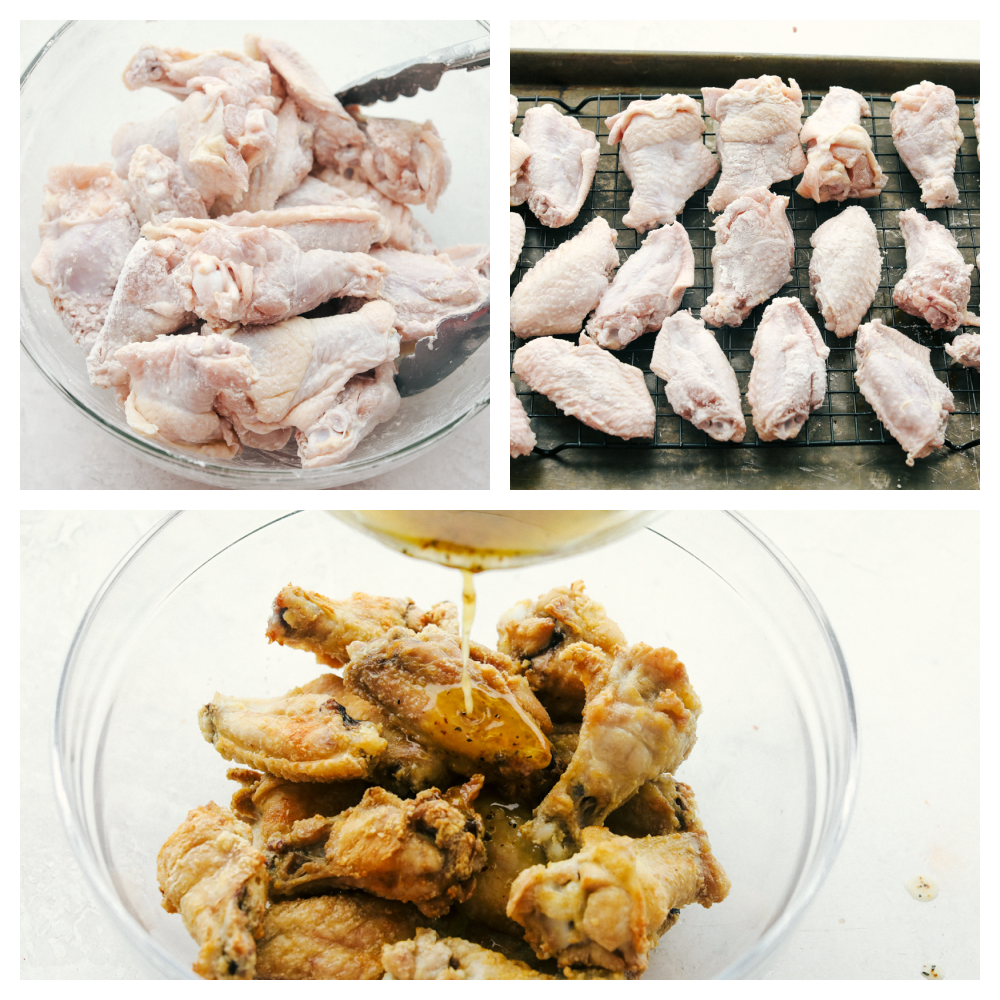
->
[510,92,980,455]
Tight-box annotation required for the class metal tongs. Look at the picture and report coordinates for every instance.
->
[335,34,490,107]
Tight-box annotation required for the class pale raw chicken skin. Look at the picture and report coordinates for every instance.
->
[439,245,490,278]
[588,222,694,350]
[945,332,980,371]
[127,145,207,226]
[86,237,196,388]
[510,94,532,204]
[519,104,600,228]
[702,76,806,212]
[746,298,830,441]
[208,205,390,253]
[854,319,955,465]
[796,87,886,202]
[216,300,400,455]
[313,169,437,254]
[701,188,794,328]
[809,206,882,337]
[510,213,526,275]
[890,81,964,208]
[112,107,180,177]
[367,247,490,343]
[512,334,655,441]
[650,310,745,442]
[116,332,255,459]
[510,381,536,457]
[893,209,978,331]
[510,217,619,338]
[212,98,314,215]
[605,94,718,232]
[974,102,980,160]
[30,163,140,350]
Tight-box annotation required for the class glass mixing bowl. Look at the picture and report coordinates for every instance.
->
[54,511,857,979]
[20,22,489,488]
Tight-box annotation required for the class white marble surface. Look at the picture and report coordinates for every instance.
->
[20,22,489,491]
[20,511,978,979]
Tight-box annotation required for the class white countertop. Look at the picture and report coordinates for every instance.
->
[20,510,979,979]
[20,22,489,491]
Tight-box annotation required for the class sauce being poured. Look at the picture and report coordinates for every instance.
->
[460,568,476,713]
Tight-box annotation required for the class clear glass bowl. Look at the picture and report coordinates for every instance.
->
[20,21,489,488]
[54,511,858,979]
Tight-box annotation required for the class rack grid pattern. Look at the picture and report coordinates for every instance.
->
[510,91,980,455]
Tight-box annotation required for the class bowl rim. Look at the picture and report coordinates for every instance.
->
[21,21,490,487]
[52,510,859,979]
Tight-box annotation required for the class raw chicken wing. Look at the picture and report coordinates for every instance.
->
[509,212,526,274]
[796,87,886,202]
[701,188,794,328]
[890,81,965,208]
[510,217,619,337]
[127,144,207,226]
[510,97,532,205]
[519,104,600,227]
[588,222,694,350]
[510,380,536,457]
[650,310,746,442]
[214,204,391,253]
[893,208,978,331]
[809,206,882,336]
[30,163,140,349]
[945,332,980,371]
[702,76,806,212]
[512,335,655,441]
[112,106,180,177]
[605,94,718,231]
[746,298,830,441]
[854,319,955,465]
[974,102,980,159]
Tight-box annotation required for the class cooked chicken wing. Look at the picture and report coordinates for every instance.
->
[701,188,794,328]
[509,212,526,275]
[266,776,486,918]
[367,247,491,342]
[809,206,882,337]
[796,87,886,202]
[345,625,553,782]
[512,335,656,442]
[510,381,537,458]
[519,104,600,227]
[854,319,955,465]
[127,144,207,226]
[523,643,701,860]
[945,332,980,371]
[266,584,457,667]
[507,826,729,975]
[702,76,806,212]
[890,81,965,208]
[605,94,718,232]
[85,237,196,389]
[383,928,556,980]
[115,332,254,459]
[650,310,746,442]
[588,223,694,350]
[606,775,701,840]
[256,894,420,980]
[30,163,140,350]
[746,298,829,441]
[893,208,978,331]
[156,802,268,980]
[510,218,619,337]
[198,686,387,781]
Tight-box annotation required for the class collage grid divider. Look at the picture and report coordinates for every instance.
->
[510,92,980,454]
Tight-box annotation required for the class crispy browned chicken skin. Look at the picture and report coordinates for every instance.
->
[507,825,729,975]
[523,642,701,860]
[267,775,487,917]
[156,802,269,980]
[256,893,421,979]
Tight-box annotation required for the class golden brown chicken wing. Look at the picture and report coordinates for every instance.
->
[606,775,701,840]
[498,582,626,721]
[267,775,486,917]
[522,643,701,860]
[198,687,387,781]
[266,584,457,667]
[345,624,553,782]
[156,802,269,980]
[507,826,729,975]
[382,927,557,980]
[256,894,421,979]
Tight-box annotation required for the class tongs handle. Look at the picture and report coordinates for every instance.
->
[335,35,490,106]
